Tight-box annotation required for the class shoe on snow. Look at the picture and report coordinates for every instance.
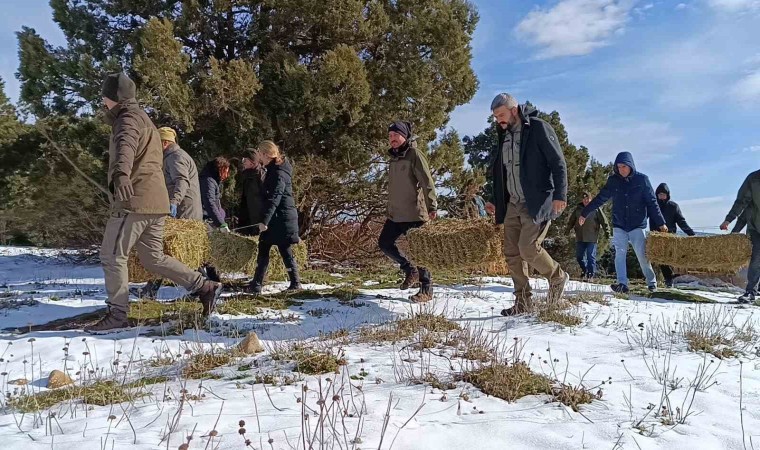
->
[410,287,433,303]
[84,313,130,334]
[738,292,755,304]
[401,268,420,290]
[648,285,657,294]
[611,283,629,294]
[196,281,223,316]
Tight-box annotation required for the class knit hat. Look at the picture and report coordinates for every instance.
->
[388,121,412,139]
[158,127,177,143]
[102,73,136,103]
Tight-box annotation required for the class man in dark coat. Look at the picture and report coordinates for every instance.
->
[565,192,610,280]
[378,121,438,303]
[649,183,695,287]
[238,150,266,236]
[581,152,667,294]
[485,93,569,316]
[200,157,231,232]
[721,170,760,303]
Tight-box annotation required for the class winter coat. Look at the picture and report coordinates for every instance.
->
[163,143,202,220]
[489,104,568,225]
[387,142,437,223]
[582,152,665,232]
[105,95,169,215]
[199,162,226,227]
[733,207,750,233]
[726,170,760,234]
[566,203,610,243]
[648,183,694,235]
[238,166,266,236]
[260,159,300,245]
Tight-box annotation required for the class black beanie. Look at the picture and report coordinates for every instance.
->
[388,121,412,139]
[102,73,136,103]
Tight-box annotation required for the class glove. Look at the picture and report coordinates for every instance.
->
[169,204,178,218]
[114,176,134,202]
[220,224,230,233]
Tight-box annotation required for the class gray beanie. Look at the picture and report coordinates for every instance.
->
[102,73,136,103]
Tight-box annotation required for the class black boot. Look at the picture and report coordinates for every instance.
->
[245,264,267,295]
[410,267,432,303]
[286,266,303,291]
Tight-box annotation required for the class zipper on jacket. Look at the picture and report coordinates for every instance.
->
[112,214,129,255]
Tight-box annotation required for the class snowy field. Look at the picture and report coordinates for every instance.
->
[0,246,759,450]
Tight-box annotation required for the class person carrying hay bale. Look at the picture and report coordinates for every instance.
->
[244,141,302,294]
[581,152,668,295]
[378,121,438,303]
[649,183,695,288]
[721,170,760,303]
[485,93,570,316]
[130,126,203,300]
[200,156,231,233]
[237,149,266,237]
[88,73,222,334]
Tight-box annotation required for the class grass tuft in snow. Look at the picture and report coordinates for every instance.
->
[359,313,460,345]
[537,308,583,327]
[271,343,347,375]
[183,350,234,379]
[462,362,552,402]
[568,291,610,306]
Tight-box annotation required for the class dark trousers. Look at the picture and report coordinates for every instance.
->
[575,242,597,277]
[660,265,675,283]
[746,230,760,295]
[254,240,298,282]
[378,219,431,286]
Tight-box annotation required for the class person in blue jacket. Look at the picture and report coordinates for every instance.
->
[579,152,668,293]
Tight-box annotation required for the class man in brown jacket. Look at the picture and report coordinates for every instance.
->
[378,121,437,303]
[132,127,203,299]
[86,73,221,334]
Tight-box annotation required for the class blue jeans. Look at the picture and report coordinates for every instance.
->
[613,227,656,287]
[575,242,597,277]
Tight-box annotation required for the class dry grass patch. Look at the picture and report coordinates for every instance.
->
[537,308,583,327]
[128,299,205,334]
[271,343,347,375]
[568,291,610,306]
[551,383,598,412]
[183,351,234,379]
[359,313,460,344]
[462,362,552,402]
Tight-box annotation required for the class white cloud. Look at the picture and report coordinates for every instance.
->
[731,69,760,103]
[743,145,760,152]
[675,2,688,9]
[515,0,638,59]
[707,0,760,12]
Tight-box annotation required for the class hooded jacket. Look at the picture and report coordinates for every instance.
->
[260,158,300,245]
[566,202,610,242]
[163,143,202,220]
[104,76,169,215]
[726,170,760,234]
[238,166,266,236]
[582,152,665,232]
[199,161,226,227]
[489,104,568,225]
[387,139,437,223]
[648,183,694,235]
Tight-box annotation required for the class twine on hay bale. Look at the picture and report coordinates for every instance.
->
[407,219,506,272]
[646,232,752,274]
[127,219,210,283]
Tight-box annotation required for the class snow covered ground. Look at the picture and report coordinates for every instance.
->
[0,246,759,450]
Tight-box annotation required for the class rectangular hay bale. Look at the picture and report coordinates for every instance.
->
[645,232,752,274]
[407,219,505,272]
[209,231,308,281]
[127,219,210,283]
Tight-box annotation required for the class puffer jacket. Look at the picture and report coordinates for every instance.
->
[199,162,226,227]
[648,183,694,235]
[260,159,300,245]
[582,152,665,232]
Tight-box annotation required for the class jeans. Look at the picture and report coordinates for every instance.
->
[378,220,424,273]
[746,230,760,295]
[575,242,597,278]
[612,227,656,287]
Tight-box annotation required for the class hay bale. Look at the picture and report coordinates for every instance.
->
[128,219,209,282]
[646,232,752,274]
[407,219,504,271]
[209,231,308,280]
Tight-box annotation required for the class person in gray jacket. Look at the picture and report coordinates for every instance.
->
[132,127,203,299]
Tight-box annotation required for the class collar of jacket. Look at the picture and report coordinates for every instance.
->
[388,138,417,159]
[163,143,181,156]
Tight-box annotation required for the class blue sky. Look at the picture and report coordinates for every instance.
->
[2,0,760,229]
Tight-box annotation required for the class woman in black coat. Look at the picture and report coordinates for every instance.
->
[245,141,301,294]
[237,149,266,236]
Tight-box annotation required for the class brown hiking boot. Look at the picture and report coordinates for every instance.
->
[410,286,433,303]
[84,311,130,334]
[500,297,534,317]
[401,268,419,290]
[548,272,570,304]
[196,281,223,316]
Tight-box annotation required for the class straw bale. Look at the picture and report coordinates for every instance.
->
[646,232,751,274]
[209,231,309,280]
[127,219,209,282]
[407,219,505,271]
